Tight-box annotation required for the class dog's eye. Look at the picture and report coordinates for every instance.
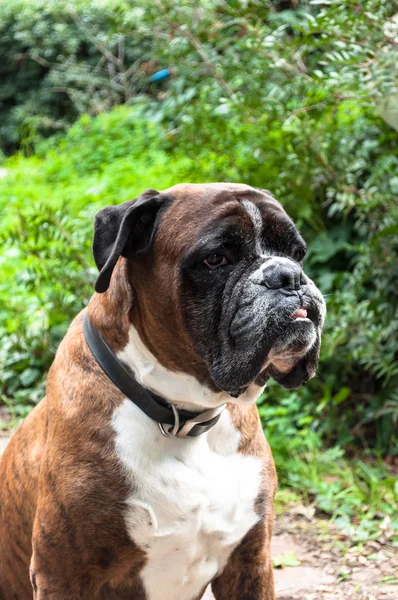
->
[203,254,228,270]
[292,247,306,262]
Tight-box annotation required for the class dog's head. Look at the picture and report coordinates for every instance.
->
[93,183,325,399]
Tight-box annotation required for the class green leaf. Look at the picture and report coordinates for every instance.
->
[272,552,302,568]
[19,368,41,387]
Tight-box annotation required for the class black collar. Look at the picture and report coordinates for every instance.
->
[83,313,225,438]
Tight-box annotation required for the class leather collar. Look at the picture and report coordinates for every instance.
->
[83,313,225,438]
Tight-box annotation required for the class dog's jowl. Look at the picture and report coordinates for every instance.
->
[0,183,325,600]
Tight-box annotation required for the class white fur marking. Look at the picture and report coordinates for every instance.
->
[112,400,262,600]
[249,255,298,283]
[242,199,265,256]
[117,326,264,412]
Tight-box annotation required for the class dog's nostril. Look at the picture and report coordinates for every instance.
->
[261,260,304,291]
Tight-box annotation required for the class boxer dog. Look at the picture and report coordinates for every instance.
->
[0,183,325,600]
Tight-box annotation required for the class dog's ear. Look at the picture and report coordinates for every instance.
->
[93,189,166,293]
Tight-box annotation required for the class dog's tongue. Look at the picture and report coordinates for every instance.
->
[291,308,307,319]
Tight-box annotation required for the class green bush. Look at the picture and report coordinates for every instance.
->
[0,0,158,153]
[1,0,397,457]
[140,0,398,453]
[0,106,191,417]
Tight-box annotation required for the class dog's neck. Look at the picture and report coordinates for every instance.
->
[87,260,265,412]
[116,324,265,412]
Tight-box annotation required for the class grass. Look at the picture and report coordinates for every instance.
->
[273,441,398,548]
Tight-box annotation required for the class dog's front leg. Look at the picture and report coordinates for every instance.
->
[211,522,275,600]
[30,519,98,600]
[30,554,87,600]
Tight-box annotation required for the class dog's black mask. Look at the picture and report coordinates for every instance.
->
[180,189,326,397]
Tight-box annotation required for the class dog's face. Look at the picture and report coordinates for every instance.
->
[93,183,325,398]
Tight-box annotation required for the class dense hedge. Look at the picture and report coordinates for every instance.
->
[0,0,159,154]
[1,0,397,457]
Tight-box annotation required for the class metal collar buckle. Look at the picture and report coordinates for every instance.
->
[158,404,180,437]
[158,403,226,438]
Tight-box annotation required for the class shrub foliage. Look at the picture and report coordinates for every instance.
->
[0,0,158,153]
[1,0,397,455]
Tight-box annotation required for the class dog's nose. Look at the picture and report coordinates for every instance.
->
[261,259,305,291]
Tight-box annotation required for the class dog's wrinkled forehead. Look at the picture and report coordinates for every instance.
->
[156,183,298,256]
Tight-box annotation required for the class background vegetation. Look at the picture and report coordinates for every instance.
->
[1,0,397,543]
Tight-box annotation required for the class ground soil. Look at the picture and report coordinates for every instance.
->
[1,429,397,599]
[204,509,398,600]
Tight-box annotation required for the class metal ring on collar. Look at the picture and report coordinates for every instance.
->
[177,404,227,438]
[158,403,180,437]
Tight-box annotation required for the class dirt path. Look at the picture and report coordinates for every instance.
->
[204,509,397,600]
[1,433,397,599]
[268,511,397,600]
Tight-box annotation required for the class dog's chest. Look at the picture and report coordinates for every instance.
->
[112,400,262,600]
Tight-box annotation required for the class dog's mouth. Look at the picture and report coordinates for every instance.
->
[270,302,318,358]
[245,298,321,390]
[290,307,308,320]
[208,286,325,397]
[289,296,323,327]
[254,301,322,390]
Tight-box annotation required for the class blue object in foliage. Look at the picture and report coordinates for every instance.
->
[150,69,171,82]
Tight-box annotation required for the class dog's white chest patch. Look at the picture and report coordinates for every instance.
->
[112,400,262,600]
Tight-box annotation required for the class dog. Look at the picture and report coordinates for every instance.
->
[0,183,325,599]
